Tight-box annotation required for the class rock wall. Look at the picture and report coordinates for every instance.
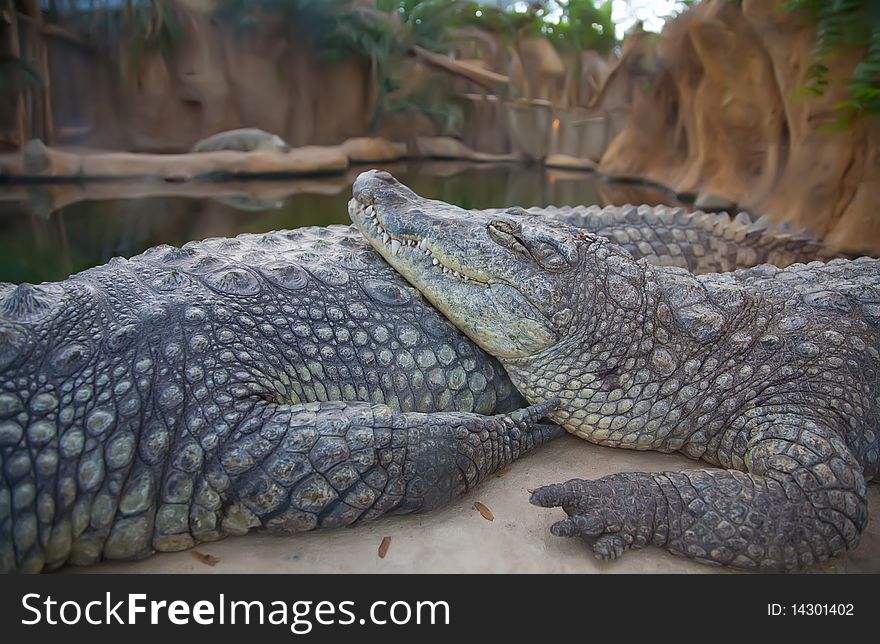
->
[598,0,880,255]
[47,4,373,152]
[36,1,615,160]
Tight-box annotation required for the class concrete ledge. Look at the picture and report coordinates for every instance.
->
[0,136,519,182]
[416,136,522,163]
[341,137,408,163]
[66,436,880,574]
[1,140,351,182]
[544,153,598,171]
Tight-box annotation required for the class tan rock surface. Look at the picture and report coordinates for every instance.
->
[67,436,880,574]
[340,137,408,163]
[597,0,880,255]
[462,94,514,156]
[43,3,371,152]
[20,1,613,158]
[517,37,567,103]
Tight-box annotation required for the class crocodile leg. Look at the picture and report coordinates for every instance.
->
[0,399,559,572]
[531,414,867,571]
[220,399,561,534]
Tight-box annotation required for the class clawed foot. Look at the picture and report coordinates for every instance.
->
[531,476,658,562]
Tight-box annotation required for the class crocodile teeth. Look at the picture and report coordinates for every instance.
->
[356,220,477,284]
[365,205,374,217]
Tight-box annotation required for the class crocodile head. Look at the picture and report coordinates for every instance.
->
[349,170,617,361]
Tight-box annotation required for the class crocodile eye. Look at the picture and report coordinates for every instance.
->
[531,241,568,270]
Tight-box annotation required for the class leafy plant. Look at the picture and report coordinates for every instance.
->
[213,1,626,129]
[379,1,617,52]
[216,0,504,131]
[783,0,880,125]
[544,0,616,55]
[379,0,531,45]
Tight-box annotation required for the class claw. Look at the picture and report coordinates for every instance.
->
[550,514,604,538]
[529,483,567,507]
[550,517,584,537]
[531,479,595,511]
[593,534,626,560]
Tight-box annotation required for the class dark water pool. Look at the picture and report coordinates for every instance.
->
[0,161,677,284]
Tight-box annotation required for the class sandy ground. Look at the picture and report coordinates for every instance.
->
[66,436,880,574]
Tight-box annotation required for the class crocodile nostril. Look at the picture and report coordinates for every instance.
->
[374,171,394,182]
[488,219,532,259]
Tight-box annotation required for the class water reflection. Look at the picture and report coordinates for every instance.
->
[0,162,679,284]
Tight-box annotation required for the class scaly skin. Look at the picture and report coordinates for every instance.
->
[478,204,834,274]
[0,185,832,573]
[0,224,561,573]
[351,169,879,571]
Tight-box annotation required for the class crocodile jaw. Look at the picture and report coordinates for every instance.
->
[349,170,556,359]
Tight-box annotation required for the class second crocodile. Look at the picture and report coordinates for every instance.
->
[351,169,879,572]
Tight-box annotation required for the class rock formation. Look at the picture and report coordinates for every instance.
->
[598,0,880,255]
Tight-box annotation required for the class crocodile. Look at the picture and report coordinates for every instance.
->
[0,225,560,573]
[0,181,830,573]
[350,169,880,571]
[190,128,292,154]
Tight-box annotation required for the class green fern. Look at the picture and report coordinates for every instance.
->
[783,0,880,124]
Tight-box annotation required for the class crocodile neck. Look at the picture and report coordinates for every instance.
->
[501,264,773,457]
